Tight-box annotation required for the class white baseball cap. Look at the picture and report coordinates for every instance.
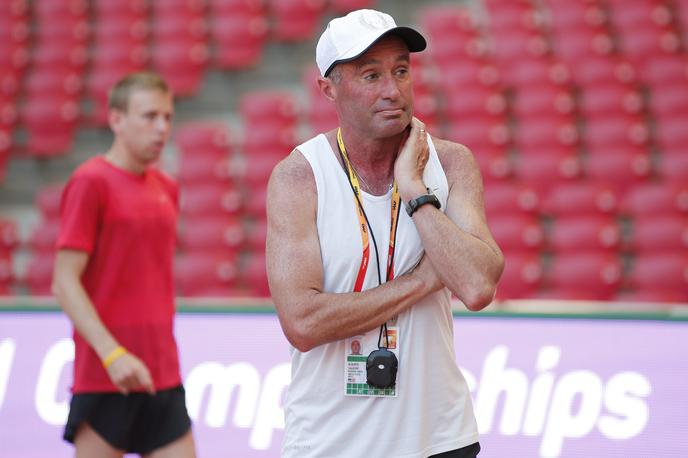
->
[316,9,427,77]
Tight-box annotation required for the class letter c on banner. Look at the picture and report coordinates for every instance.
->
[35,338,74,425]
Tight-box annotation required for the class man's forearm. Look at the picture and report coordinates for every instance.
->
[53,278,119,359]
[410,205,503,310]
[276,263,439,352]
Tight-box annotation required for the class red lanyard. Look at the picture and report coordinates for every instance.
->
[336,128,401,292]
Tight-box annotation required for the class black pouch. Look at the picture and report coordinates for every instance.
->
[366,348,398,389]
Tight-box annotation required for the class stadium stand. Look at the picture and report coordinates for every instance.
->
[1,0,687,305]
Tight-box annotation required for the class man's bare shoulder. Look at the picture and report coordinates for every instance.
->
[430,135,481,186]
[269,148,316,195]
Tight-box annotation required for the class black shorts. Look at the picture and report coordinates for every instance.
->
[63,385,192,455]
[430,442,481,457]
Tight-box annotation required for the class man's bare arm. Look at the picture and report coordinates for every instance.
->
[394,119,504,310]
[266,150,442,352]
[52,250,155,394]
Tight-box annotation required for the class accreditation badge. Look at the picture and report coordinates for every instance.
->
[344,321,399,397]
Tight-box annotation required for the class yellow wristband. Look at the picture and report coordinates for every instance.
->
[102,346,127,369]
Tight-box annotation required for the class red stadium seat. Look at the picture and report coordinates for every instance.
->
[175,252,239,297]
[490,30,549,83]
[175,122,232,156]
[445,116,510,153]
[654,113,688,150]
[512,81,575,119]
[485,0,539,31]
[513,114,578,153]
[28,220,60,254]
[23,254,55,296]
[579,82,644,118]
[443,82,506,121]
[242,187,268,219]
[210,13,268,69]
[35,184,65,220]
[484,181,540,217]
[548,215,621,253]
[330,0,374,13]
[505,57,571,89]
[440,59,501,89]
[0,249,12,295]
[151,41,209,97]
[657,151,688,184]
[421,6,485,66]
[178,216,244,255]
[627,253,688,295]
[488,214,544,253]
[239,90,298,126]
[177,155,232,186]
[584,150,652,194]
[0,219,18,252]
[549,27,614,73]
[582,113,649,150]
[269,0,327,42]
[495,251,543,299]
[242,123,298,156]
[649,82,688,118]
[92,0,148,20]
[472,150,512,183]
[512,153,581,194]
[235,152,284,188]
[21,97,79,156]
[238,253,270,296]
[627,214,688,253]
[33,0,88,19]
[620,182,688,217]
[24,71,83,97]
[638,54,688,86]
[245,218,268,251]
[543,252,623,300]
[568,54,636,86]
[543,0,608,33]
[179,183,242,218]
[542,182,618,217]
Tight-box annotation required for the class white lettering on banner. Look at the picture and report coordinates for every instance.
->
[185,362,261,428]
[184,361,290,451]
[0,339,16,410]
[475,345,529,435]
[249,363,290,450]
[542,370,603,457]
[35,338,73,425]
[470,346,651,458]
[598,372,651,439]
[523,346,560,436]
[15,337,652,455]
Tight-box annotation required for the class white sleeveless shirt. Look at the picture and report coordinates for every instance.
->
[282,134,478,458]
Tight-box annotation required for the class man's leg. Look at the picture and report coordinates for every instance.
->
[143,430,196,458]
[74,423,124,458]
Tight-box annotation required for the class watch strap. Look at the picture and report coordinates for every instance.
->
[406,189,441,216]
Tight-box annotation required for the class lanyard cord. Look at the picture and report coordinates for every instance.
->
[336,128,401,348]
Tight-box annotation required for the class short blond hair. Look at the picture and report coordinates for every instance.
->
[108,72,170,112]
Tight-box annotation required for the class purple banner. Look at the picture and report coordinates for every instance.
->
[0,311,687,457]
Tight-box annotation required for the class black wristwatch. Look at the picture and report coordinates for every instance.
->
[406,189,441,216]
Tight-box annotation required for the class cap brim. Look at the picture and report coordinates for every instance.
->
[324,26,427,77]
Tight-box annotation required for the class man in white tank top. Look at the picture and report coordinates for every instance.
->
[266,9,504,458]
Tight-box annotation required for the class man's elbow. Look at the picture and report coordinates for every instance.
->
[279,316,319,353]
[459,281,497,312]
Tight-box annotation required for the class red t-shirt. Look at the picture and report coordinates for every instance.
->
[57,156,181,393]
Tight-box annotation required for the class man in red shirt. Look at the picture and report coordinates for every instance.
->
[52,72,196,457]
